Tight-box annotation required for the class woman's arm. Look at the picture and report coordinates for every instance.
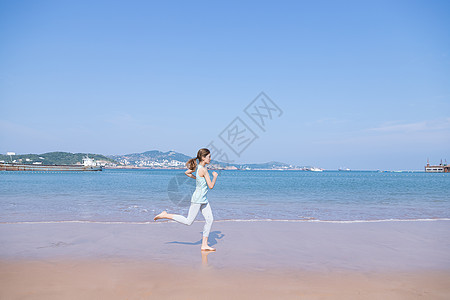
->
[185,169,196,179]
[201,168,218,189]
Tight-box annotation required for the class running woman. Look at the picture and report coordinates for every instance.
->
[154,148,218,251]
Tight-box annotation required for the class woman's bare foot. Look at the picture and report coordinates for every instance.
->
[201,246,216,251]
[153,211,168,221]
[201,236,215,251]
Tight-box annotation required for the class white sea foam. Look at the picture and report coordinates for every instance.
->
[214,218,450,223]
[2,218,450,225]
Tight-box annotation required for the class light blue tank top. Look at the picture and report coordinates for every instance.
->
[191,164,208,204]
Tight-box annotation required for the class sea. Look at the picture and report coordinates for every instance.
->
[1,169,449,223]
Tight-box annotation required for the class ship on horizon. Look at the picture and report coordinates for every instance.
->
[338,167,351,171]
[304,167,324,172]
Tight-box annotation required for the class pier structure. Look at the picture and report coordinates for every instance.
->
[425,159,449,173]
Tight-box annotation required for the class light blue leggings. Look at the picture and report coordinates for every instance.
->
[171,202,214,237]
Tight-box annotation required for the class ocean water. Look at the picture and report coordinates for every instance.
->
[1,169,449,223]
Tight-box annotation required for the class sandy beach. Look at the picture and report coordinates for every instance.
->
[1,220,449,299]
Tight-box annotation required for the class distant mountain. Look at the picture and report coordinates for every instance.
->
[109,150,192,168]
[108,150,303,170]
[0,152,117,165]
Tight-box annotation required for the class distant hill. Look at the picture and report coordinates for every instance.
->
[109,150,191,167]
[0,152,117,165]
[109,150,193,168]
[108,150,303,170]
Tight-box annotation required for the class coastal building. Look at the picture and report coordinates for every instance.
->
[425,159,449,173]
[82,155,97,167]
[0,155,102,171]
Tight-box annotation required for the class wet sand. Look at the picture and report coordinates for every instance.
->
[1,220,449,299]
[1,259,449,299]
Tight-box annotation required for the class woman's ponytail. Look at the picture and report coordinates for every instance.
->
[186,157,198,170]
[186,148,210,170]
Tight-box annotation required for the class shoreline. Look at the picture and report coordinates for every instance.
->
[2,217,450,224]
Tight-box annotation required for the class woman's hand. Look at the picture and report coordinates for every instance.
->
[185,169,196,179]
[204,170,218,189]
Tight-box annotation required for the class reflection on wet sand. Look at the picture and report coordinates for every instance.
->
[201,249,215,267]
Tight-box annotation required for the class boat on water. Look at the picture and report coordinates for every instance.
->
[0,155,103,171]
[305,167,323,172]
[338,167,351,171]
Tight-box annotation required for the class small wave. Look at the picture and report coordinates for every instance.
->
[119,205,149,213]
[0,220,156,225]
[215,218,450,223]
[1,218,450,225]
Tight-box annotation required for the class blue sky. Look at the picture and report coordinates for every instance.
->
[1,0,449,170]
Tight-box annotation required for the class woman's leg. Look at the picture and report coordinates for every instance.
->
[200,203,214,237]
[170,203,201,225]
[200,203,215,251]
